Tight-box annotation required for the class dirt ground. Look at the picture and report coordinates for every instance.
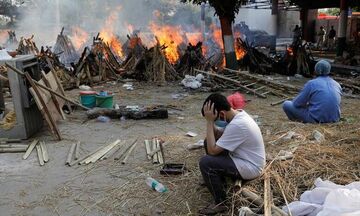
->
[0,77,359,216]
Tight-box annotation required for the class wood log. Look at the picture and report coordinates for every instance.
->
[40,142,49,163]
[74,141,81,160]
[23,140,38,159]
[36,144,45,166]
[240,188,288,216]
[121,139,138,164]
[66,142,77,165]
[86,107,168,120]
[0,144,28,148]
[0,147,27,153]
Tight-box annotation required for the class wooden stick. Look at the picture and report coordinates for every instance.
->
[23,140,38,159]
[0,138,22,143]
[5,63,89,110]
[0,144,28,148]
[100,144,121,160]
[36,144,45,166]
[40,141,49,163]
[0,147,27,153]
[69,144,105,166]
[121,139,138,164]
[0,74,8,81]
[25,71,62,140]
[74,141,81,160]
[240,188,287,216]
[83,140,120,164]
[114,140,133,160]
[264,173,272,216]
[152,139,158,164]
[41,71,65,120]
[194,69,267,98]
[156,139,164,165]
[66,142,77,165]
[144,140,152,160]
[271,98,291,106]
[275,175,293,216]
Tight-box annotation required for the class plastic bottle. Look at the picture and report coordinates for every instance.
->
[145,177,168,193]
[97,116,110,123]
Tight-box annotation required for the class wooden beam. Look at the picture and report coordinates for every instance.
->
[25,72,62,140]
[194,69,267,98]
[121,139,138,164]
[264,173,272,216]
[66,142,77,165]
[23,140,38,159]
[5,63,89,110]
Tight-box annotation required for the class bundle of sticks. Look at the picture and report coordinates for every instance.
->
[17,35,39,55]
[176,42,209,77]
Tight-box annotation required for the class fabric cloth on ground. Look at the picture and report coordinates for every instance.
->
[284,178,360,216]
[216,110,265,180]
[283,76,342,123]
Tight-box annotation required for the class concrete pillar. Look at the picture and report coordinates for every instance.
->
[300,8,317,42]
[270,0,278,52]
[337,0,348,56]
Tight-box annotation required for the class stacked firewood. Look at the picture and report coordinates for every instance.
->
[121,37,179,83]
[176,42,209,76]
[17,35,39,55]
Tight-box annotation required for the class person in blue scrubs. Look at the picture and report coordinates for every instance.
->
[282,60,342,123]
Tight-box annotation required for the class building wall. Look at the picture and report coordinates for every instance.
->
[316,16,360,41]
[278,10,300,38]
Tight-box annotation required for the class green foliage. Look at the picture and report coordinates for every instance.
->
[181,0,248,21]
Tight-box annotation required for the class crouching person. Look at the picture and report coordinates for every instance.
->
[282,60,342,123]
[199,93,265,215]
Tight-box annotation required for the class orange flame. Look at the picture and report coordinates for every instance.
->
[287,47,294,56]
[100,10,124,58]
[149,22,184,64]
[70,27,89,51]
[209,24,225,66]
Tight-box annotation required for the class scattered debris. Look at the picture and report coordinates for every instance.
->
[186,131,198,137]
[187,140,204,150]
[312,130,325,142]
[160,163,186,175]
[181,74,202,89]
[144,139,164,165]
[86,106,168,120]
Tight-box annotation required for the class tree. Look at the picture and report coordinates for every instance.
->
[181,0,247,69]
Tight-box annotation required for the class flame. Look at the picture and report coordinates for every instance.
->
[186,33,202,45]
[210,24,224,49]
[287,47,294,56]
[100,10,124,58]
[70,27,89,51]
[149,22,184,64]
[126,23,134,34]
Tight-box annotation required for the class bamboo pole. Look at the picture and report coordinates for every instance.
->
[36,144,45,166]
[74,141,80,160]
[40,142,49,163]
[23,140,38,159]
[66,143,77,165]
[121,140,138,164]
[0,147,27,153]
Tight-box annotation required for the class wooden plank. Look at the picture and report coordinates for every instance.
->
[264,173,272,216]
[36,144,45,166]
[152,139,158,164]
[41,71,66,120]
[156,139,164,165]
[66,142,77,165]
[23,140,38,159]
[0,144,28,148]
[74,141,80,160]
[121,140,138,164]
[26,72,62,140]
[144,140,152,160]
[0,148,27,153]
[40,141,49,163]
[82,140,120,164]
[5,63,89,110]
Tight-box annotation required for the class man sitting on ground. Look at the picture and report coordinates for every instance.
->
[282,60,342,123]
[199,93,265,215]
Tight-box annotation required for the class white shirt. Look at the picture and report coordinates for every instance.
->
[216,110,265,180]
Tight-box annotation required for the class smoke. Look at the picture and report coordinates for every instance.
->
[12,0,203,48]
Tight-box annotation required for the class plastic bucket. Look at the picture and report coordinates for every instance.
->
[80,91,97,108]
[96,95,114,108]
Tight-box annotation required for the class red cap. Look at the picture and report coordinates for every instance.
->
[227,92,246,109]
